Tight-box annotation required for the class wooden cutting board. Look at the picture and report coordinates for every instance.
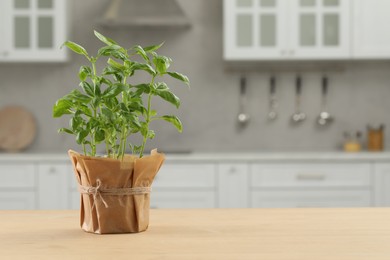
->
[0,106,37,152]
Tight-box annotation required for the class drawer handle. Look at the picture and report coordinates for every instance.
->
[296,173,326,181]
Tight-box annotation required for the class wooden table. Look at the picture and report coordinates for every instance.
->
[1,208,390,259]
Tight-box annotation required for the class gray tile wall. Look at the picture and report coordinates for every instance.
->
[0,0,390,153]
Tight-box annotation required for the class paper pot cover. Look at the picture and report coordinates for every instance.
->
[68,149,165,234]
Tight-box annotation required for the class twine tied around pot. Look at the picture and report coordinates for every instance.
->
[78,179,151,208]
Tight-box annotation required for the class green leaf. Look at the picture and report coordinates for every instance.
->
[133,45,149,62]
[94,83,101,97]
[144,42,164,52]
[131,62,156,76]
[95,129,105,143]
[94,30,117,46]
[76,130,88,144]
[70,116,83,131]
[147,130,155,139]
[79,81,94,97]
[62,41,89,58]
[98,45,126,58]
[53,98,73,117]
[154,83,180,108]
[79,66,91,82]
[133,83,151,94]
[150,110,157,117]
[161,115,183,132]
[99,77,112,86]
[167,72,190,86]
[102,107,113,119]
[107,58,125,70]
[103,83,125,98]
[58,128,74,135]
[66,89,91,103]
[153,55,171,75]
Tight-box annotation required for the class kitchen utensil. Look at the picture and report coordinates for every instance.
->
[291,76,306,123]
[267,76,278,120]
[237,76,250,126]
[0,106,37,152]
[317,76,333,126]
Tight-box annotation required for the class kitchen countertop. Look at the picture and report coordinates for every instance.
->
[2,151,390,162]
[1,208,390,259]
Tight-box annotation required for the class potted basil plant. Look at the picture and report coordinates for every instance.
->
[53,31,189,234]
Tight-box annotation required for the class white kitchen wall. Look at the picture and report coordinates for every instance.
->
[0,0,390,153]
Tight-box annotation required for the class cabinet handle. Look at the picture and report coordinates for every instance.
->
[280,50,287,55]
[229,167,237,174]
[289,50,295,56]
[3,51,9,57]
[296,173,325,181]
[49,167,57,174]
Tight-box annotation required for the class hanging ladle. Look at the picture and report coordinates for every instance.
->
[317,76,334,126]
[237,76,250,126]
[291,76,306,123]
[267,76,278,120]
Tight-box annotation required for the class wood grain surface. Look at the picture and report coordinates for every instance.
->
[0,208,390,259]
[0,106,36,152]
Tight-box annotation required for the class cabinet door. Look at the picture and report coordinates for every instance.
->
[373,163,390,206]
[352,0,390,58]
[152,163,217,208]
[150,191,216,209]
[289,0,350,59]
[0,192,36,209]
[1,0,67,62]
[224,0,287,60]
[218,164,248,208]
[251,189,371,208]
[38,163,69,209]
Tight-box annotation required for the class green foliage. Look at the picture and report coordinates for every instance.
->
[53,30,189,159]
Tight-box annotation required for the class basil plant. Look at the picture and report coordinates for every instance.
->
[53,31,189,159]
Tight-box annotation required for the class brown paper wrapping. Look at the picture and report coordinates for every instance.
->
[68,149,165,234]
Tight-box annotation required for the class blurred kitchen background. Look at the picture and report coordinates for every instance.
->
[1,0,390,153]
[1,0,390,210]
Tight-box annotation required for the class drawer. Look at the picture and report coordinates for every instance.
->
[251,189,371,208]
[0,164,36,188]
[250,163,371,188]
[0,191,36,209]
[153,163,216,188]
[151,191,216,208]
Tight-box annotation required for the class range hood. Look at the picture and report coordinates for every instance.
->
[99,0,191,28]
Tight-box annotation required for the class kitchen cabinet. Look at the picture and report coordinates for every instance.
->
[0,163,36,209]
[373,163,390,206]
[150,163,217,208]
[224,0,350,60]
[351,0,390,58]
[249,163,372,207]
[218,163,249,208]
[3,153,390,210]
[251,190,371,208]
[0,0,67,62]
[37,163,70,209]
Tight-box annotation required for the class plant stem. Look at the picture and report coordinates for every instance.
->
[82,143,86,156]
[90,60,98,157]
[139,78,154,158]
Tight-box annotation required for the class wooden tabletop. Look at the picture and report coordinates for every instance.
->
[1,208,390,259]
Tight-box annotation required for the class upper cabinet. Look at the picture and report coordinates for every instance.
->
[0,0,67,62]
[224,0,350,60]
[352,0,390,59]
[224,0,390,60]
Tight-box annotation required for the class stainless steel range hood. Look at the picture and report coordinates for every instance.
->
[99,0,191,28]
